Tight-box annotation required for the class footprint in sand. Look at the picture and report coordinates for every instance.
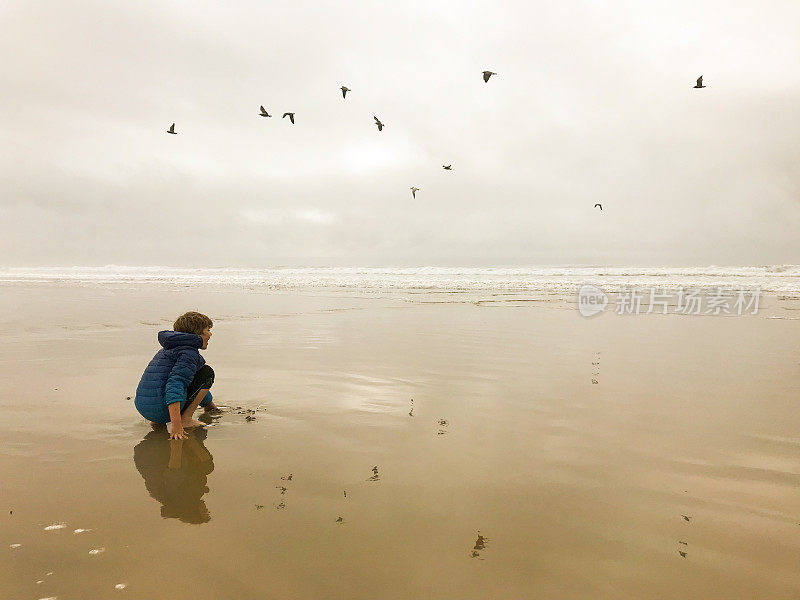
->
[591,351,600,384]
[367,466,380,482]
[409,398,414,417]
[274,474,291,508]
[470,532,489,559]
[437,419,449,435]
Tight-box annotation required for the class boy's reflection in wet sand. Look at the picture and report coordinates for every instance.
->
[133,427,215,524]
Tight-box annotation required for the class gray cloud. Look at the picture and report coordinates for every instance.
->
[1,0,799,266]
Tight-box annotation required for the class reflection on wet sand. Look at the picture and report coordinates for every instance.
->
[133,429,215,524]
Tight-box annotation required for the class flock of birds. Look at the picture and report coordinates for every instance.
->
[165,72,708,209]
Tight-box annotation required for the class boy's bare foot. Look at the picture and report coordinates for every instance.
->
[181,418,205,429]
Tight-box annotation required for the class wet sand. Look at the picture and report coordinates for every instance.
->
[2,282,800,599]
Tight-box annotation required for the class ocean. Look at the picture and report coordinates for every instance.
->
[1,265,799,295]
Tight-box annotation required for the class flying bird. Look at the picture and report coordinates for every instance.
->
[341,86,350,99]
[374,116,384,131]
[283,112,295,124]
[166,123,177,135]
[443,165,452,170]
[482,71,496,82]
[594,203,602,210]
[693,76,706,89]
[410,187,419,199]
[259,106,271,117]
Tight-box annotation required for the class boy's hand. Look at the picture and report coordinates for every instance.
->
[168,402,186,439]
[169,425,187,440]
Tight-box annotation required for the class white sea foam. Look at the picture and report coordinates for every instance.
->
[44,523,67,531]
[1,265,799,294]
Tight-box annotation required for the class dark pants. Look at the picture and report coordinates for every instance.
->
[181,365,214,414]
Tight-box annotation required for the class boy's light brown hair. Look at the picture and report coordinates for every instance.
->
[173,311,213,335]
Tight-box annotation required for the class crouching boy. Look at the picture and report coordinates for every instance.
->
[134,311,218,440]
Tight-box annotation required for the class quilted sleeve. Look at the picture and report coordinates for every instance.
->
[164,349,200,406]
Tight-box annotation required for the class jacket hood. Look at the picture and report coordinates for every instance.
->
[158,330,202,349]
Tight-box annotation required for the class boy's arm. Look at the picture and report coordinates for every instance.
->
[164,350,199,439]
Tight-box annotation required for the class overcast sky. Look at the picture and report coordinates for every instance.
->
[1,0,799,267]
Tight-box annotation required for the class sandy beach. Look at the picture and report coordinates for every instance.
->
[2,280,800,599]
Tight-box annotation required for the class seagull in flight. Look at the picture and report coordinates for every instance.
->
[259,106,271,117]
[693,76,706,89]
[374,116,384,131]
[410,187,419,199]
[166,123,177,135]
[341,86,350,99]
[482,71,496,82]
[283,112,295,124]
[594,203,602,210]
[443,165,452,170]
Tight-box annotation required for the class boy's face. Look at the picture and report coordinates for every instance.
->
[200,327,212,350]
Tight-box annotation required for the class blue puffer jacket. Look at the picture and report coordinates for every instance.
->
[134,331,212,424]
